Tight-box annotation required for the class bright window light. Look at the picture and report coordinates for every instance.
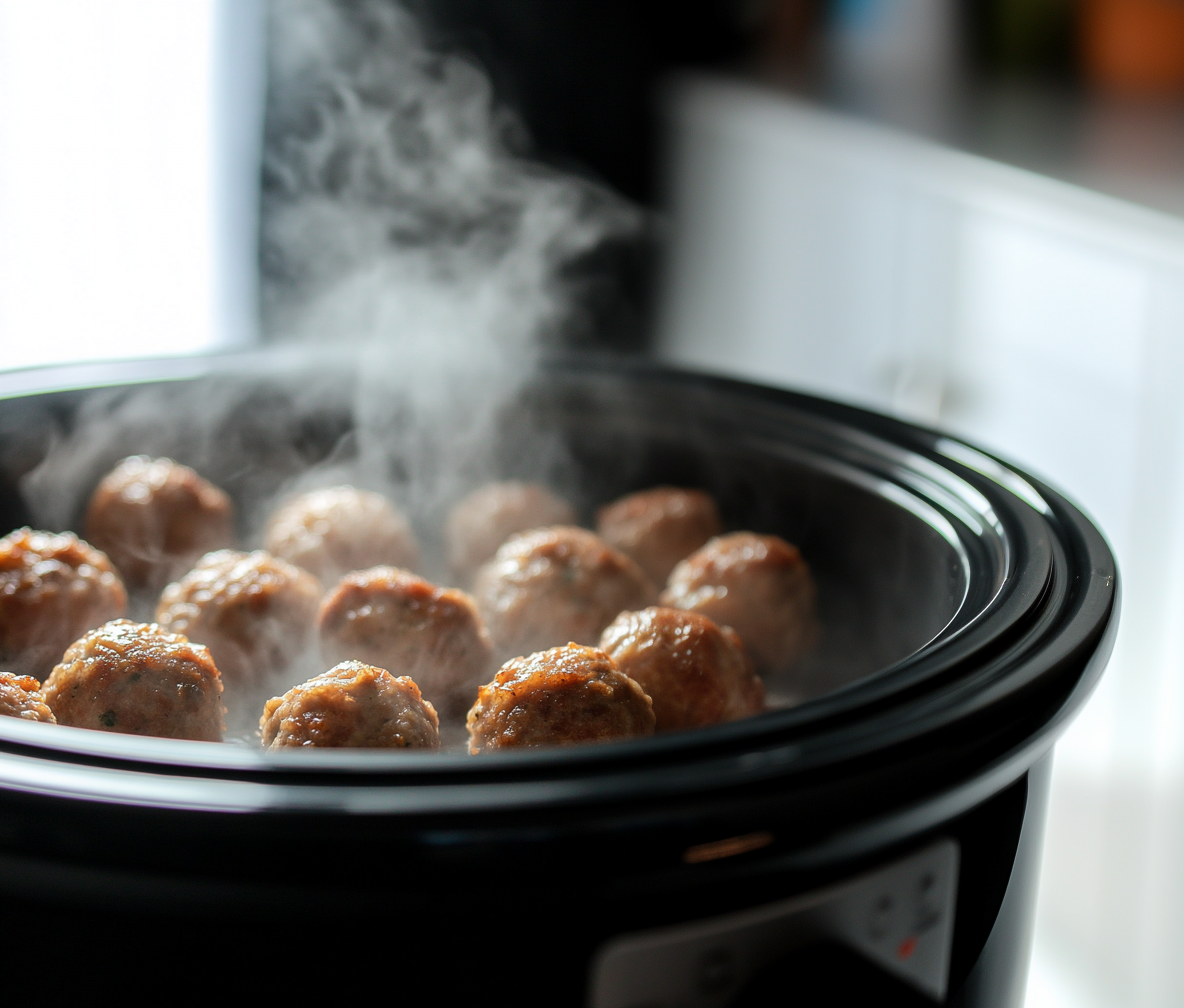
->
[0,0,264,371]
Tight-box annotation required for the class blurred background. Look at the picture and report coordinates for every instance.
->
[3,1,1184,1004]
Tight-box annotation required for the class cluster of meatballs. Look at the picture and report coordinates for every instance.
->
[0,457,819,753]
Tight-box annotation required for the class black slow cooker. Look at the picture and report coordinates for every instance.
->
[0,352,1115,1006]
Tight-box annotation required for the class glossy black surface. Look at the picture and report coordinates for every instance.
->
[0,353,1116,1004]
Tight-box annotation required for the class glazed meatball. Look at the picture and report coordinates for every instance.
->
[265,486,418,585]
[260,661,439,750]
[445,482,577,586]
[0,528,127,680]
[85,456,234,592]
[472,526,655,661]
[0,672,55,724]
[467,644,654,752]
[42,619,223,740]
[660,533,818,673]
[599,607,764,732]
[155,550,321,728]
[596,487,723,585]
[319,567,492,718]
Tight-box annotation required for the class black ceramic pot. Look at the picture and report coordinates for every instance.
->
[0,352,1115,1006]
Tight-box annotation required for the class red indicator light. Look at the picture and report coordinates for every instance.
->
[897,936,918,960]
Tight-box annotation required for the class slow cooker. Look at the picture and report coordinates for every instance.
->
[0,351,1116,1006]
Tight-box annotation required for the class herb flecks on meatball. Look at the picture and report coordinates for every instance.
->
[43,619,224,740]
[85,456,233,593]
[261,661,439,750]
[445,482,576,586]
[467,643,654,753]
[596,487,723,586]
[0,672,56,724]
[265,486,418,585]
[0,528,127,680]
[319,566,491,718]
[156,549,321,730]
[472,526,655,662]
[660,532,818,673]
[599,607,764,732]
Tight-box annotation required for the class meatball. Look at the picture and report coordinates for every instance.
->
[260,661,439,750]
[155,550,321,729]
[265,486,418,585]
[472,526,655,661]
[660,532,818,673]
[42,619,223,740]
[596,487,723,585]
[0,528,127,680]
[0,672,55,724]
[467,644,654,752]
[599,607,764,732]
[319,567,492,718]
[85,456,234,593]
[445,482,577,586]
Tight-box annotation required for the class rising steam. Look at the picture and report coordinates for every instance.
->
[23,0,644,574]
[259,0,643,540]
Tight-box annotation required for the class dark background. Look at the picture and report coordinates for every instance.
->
[404,0,750,204]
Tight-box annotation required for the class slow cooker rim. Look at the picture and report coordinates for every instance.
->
[0,351,1117,801]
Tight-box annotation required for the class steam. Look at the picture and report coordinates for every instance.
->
[22,0,644,573]
[259,0,643,541]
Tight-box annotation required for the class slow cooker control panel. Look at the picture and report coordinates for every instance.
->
[589,838,959,1007]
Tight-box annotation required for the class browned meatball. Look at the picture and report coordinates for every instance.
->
[467,644,654,752]
[599,607,764,732]
[472,526,655,661]
[155,550,321,729]
[42,619,223,740]
[260,661,439,750]
[660,533,818,673]
[596,487,723,585]
[265,486,418,585]
[319,567,491,718]
[445,482,577,586]
[0,672,56,724]
[0,528,127,680]
[85,456,234,592]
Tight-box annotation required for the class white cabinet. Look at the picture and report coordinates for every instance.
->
[657,77,1184,1008]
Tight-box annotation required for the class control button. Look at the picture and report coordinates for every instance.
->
[588,838,959,1008]
[913,871,940,932]
[868,893,895,940]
